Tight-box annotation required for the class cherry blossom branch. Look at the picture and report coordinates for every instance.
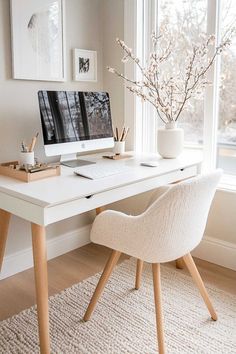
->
[107,27,233,124]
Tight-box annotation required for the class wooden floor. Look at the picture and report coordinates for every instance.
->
[0,243,235,321]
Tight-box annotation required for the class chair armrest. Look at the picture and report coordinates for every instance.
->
[90,210,140,255]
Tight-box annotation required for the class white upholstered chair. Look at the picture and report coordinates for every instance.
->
[84,171,222,353]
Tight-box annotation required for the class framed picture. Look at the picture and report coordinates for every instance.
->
[10,0,65,81]
[73,49,97,82]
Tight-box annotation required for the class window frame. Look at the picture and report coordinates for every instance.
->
[124,0,236,185]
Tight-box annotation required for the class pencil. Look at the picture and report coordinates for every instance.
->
[116,127,119,142]
[122,127,130,141]
[119,127,126,141]
[29,132,39,152]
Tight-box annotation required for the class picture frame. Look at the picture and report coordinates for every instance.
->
[73,49,97,82]
[10,0,65,81]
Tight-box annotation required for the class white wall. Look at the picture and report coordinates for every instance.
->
[102,0,124,130]
[191,189,236,271]
[205,189,236,244]
[0,0,104,257]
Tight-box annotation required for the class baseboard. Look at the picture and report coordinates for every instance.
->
[0,225,91,280]
[1,229,235,280]
[192,235,236,271]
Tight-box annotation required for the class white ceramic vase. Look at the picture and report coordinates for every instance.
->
[157,121,184,159]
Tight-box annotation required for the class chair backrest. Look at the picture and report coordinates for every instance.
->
[141,170,222,263]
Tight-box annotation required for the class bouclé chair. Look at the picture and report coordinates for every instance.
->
[84,171,222,353]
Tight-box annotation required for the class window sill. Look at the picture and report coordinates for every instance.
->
[184,143,203,150]
[218,174,236,192]
[183,145,236,191]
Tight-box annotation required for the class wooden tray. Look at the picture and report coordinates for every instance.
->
[0,161,61,182]
[102,154,133,160]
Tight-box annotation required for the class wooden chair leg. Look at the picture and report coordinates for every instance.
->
[0,209,11,272]
[176,257,184,269]
[135,259,144,290]
[152,263,165,354]
[84,250,121,322]
[31,223,50,354]
[183,253,217,321]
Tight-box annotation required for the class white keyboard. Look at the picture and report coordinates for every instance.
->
[74,164,132,180]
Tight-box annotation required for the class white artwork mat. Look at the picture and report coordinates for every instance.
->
[11,0,65,81]
[73,49,97,82]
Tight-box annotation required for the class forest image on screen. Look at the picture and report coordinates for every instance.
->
[38,91,113,144]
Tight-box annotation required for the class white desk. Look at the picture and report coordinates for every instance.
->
[0,149,202,354]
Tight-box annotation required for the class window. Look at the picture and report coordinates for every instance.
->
[130,0,236,178]
[217,0,236,174]
[158,0,207,145]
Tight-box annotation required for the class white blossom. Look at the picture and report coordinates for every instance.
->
[108,26,233,124]
[107,66,116,73]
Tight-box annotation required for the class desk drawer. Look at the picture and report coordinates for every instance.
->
[44,165,198,225]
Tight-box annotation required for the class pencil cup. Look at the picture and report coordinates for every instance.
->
[113,141,125,155]
[19,151,35,166]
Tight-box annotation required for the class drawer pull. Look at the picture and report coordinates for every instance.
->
[85,195,93,199]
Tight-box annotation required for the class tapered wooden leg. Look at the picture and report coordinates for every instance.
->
[135,259,144,290]
[176,257,185,269]
[152,263,165,354]
[96,207,105,215]
[0,209,11,272]
[183,253,217,321]
[31,224,50,354]
[84,250,121,321]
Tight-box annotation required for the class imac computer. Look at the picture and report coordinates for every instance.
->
[38,90,114,167]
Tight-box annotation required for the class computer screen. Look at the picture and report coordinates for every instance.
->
[38,91,113,144]
[38,91,114,165]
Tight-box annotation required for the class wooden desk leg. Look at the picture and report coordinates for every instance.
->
[31,224,50,354]
[0,209,11,272]
[176,258,185,269]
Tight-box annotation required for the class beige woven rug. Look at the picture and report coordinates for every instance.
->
[0,258,236,354]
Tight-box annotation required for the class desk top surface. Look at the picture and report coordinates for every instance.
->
[0,150,202,207]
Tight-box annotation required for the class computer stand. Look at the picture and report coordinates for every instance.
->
[60,153,96,168]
